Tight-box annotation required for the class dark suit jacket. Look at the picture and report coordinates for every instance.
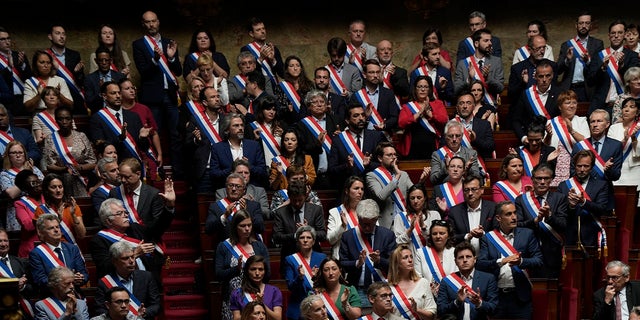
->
[593,281,640,320]
[132,36,183,107]
[587,47,640,114]
[448,200,497,245]
[477,227,543,302]
[557,177,609,246]
[0,50,32,115]
[349,84,399,131]
[94,270,161,320]
[557,36,604,97]
[84,70,126,113]
[469,117,495,160]
[515,191,568,277]
[410,65,454,104]
[456,36,503,62]
[327,91,348,123]
[385,65,410,99]
[272,203,326,265]
[241,43,285,79]
[295,113,339,172]
[328,129,386,188]
[510,85,562,140]
[1,255,34,298]
[6,125,41,164]
[108,183,174,241]
[339,225,396,288]
[89,108,149,160]
[29,241,89,289]
[55,47,86,114]
[184,114,224,185]
[508,58,558,105]
[437,269,499,320]
[205,198,264,245]
[210,139,267,189]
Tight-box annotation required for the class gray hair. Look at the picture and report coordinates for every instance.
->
[226,172,246,186]
[444,119,464,135]
[356,199,379,219]
[300,294,323,319]
[469,11,486,21]
[590,108,611,123]
[237,51,256,65]
[624,67,640,91]
[109,241,135,260]
[97,156,117,175]
[221,112,244,136]
[606,260,630,277]
[295,225,316,241]
[47,266,74,289]
[98,198,125,226]
[304,89,328,106]
[36,213,60,231]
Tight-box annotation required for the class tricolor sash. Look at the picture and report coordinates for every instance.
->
[622,121,640,161]
[186,100,222,145]
[223,238,253,263]
[0,55,24,94]
[336,204,359,230]
[521,192,564,245]
[287,252,314,289]
[515,46,530,62]
[326,64,347,94]
[115,185,143,225]
[405,101,439,135]
[337,131,365,172]
[247,42,277,84]
[242,292,258,305]
[411,67,439,100]
[485,230,530,281]
[443,273,476,304]
[494,181,520,202]
[96,109,142,163]
[250,121,280,158]
[38,204,78,245]
[357,316,374,320]
[346,44,364,74]
[234,74,247,89]
[96,229,149,270]
[272,155,289,176]
[216,198,240,222]
[550,116,575,153]
[17,195,39,213]
[518,146,535,177]
[382,68,394,90]
[574,140,606,178]
[463,56,495,105]
[300,116,332,154]
[422,246,446,283]
[319,291,344,320]
[464,37,475,54]
[188,52,201,65]
[277,189,289,202]
[33,244,65,269]
[36,111,60,133]
[93,184,114,198]
[372,166,406,213]
[439,182,462,209]
[390,284,422,320]
[398,212,424,250]
[435,146,455,162]
[46,49,85,100]
[0,259,34,317]
[355,89,384,127]
[525,86,551,119]
[279,81,302,113]
[3,167,19,178]
[352,227,386,281]
[142,36,178,87]
[0,130,14,147]
[41,297,65,318]
[599,48,624,94]
[568,37,589,66]
[52,131,87,187]
[100,275,141,316]
[564,177,607,254]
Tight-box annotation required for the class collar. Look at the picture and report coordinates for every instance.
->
[468,200,482,213]
[131,181,142,196]
[117,272,133,283]
[500,229,515,239]
[45,242,62,251]
[312,114,326,122]
[591,136,606,145]
[461,270,475,282]
[537,85,551,95]
[50,47,66,57]
[366,86,379,95]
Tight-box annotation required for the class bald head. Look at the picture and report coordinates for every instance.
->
[528,35,547,61]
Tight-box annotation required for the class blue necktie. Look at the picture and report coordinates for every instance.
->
[594,141,601,154]
[54,247,65,265]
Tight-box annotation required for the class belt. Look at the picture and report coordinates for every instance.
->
[499,287,516,293]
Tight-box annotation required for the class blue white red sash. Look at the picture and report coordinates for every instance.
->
[242,292,258,305]
[623,121,640,161]
[0,259,34,317]
[574,140,606,178]
[390,284,421,320]
[100,275,141,316]
[319,291,344,320]
[97,109,142,162]
[411,67,440,100]
[41,297,65,318]
[518,146,534,177]
[453,116,490,178]
[0,130,14,147]
[3,167,19,178]
[223,238,253,263]
[142,36,178,87]
[355,89,383,127]
[277,189,288,202]
[234,74,247,89]
[93,184,113,198]
[337,131,365,172]
[443,273,476,304]
[494,181,520,202]
[357,316,374,320]
[250,121,280,159]
[439,182,462,209]
[568,37,589,66]
[464,37,475,54]
[398,212,424,250]
[52,132,87,187]
[186,100,222,145]
[346,44,364,74]
[525,86,551,119]
[39,204,78,246]
[33,244,64,269]
[485,230,530,282]
[564,177,607,254]
[279,81,302,113]
[247,42,277,84]
[97,229,149,270]
[216,198,240,222]
[287,252,314,289]
[463,56,495,105]
[423,246,446,283]
[115,185,144,225]
[382,68,393,90]
[435,146,455,162]
[46,49,85,100]
[372,166,406,213]
[336,204,359,230]
[272,155,289,176]
[300,116,332,154]
[188,52,201,65]
[521,192,563,245]
[326,64,347,94]
[0,55,24,94]
[599,48,624,94]
[550,116,574,153]
[17,195,39,213]
[515,46,530,61]
[352,227,386,281]
[405,101,438,135]
[36,111,60,133]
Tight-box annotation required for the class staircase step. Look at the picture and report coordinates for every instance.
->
[163,275,195,285]
[162,308,209,319]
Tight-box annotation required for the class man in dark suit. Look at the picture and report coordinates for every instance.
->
[312,66,348,122]
[511,59,562,142]
[108,158,175,242]
[47,24,86,115]
[90,198,164,286]
[85,47,126,114]
[557,12,605,102]
[91,157,121,220]
[339,199,396,303]
[593,260,640,320]
[273,180,326,272]
[240,17,285,79]
[455,11,502,61]
[205,172,264,245]
[328,103,387,189]
[296,89,340,190]
[185,86,225,193]
[29,214,88,292]
[94,241,160,319]
[0,26,32,116]
[587,19,640,115]
[452,91,495,160]
[349,59,399,134]
[0,103,41,164]
[410,42,454,105]
[477,201,543,320]
[132,10,183,178]
[559,149,610,247]
[437,241,498,320]
[508,35,558,106]
[515,162,568,278]
[210,112,267,189]
[89,81,149,160]
[0,228,35,314]
[94,287,140,320]
[448,174,496,251]
[376,40,410,101]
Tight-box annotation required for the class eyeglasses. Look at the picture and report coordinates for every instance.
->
[606,275,624,281]
[463,187,482,193]
[111,210,129,217]
[226,183,244,190]
[8,151,24,155]
[110,299,131,305]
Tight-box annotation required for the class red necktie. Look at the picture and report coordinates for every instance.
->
[126,191,136,213]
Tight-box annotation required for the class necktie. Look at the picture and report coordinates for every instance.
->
[478,59,484,69]
[115,112,121,124]
[356,134,362,150]
[0,257,7,265]
[54,248,65,265]
[594,141,601,154]
[295,210,302,224]
[616,292,622,320]
[536,196,544,205]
